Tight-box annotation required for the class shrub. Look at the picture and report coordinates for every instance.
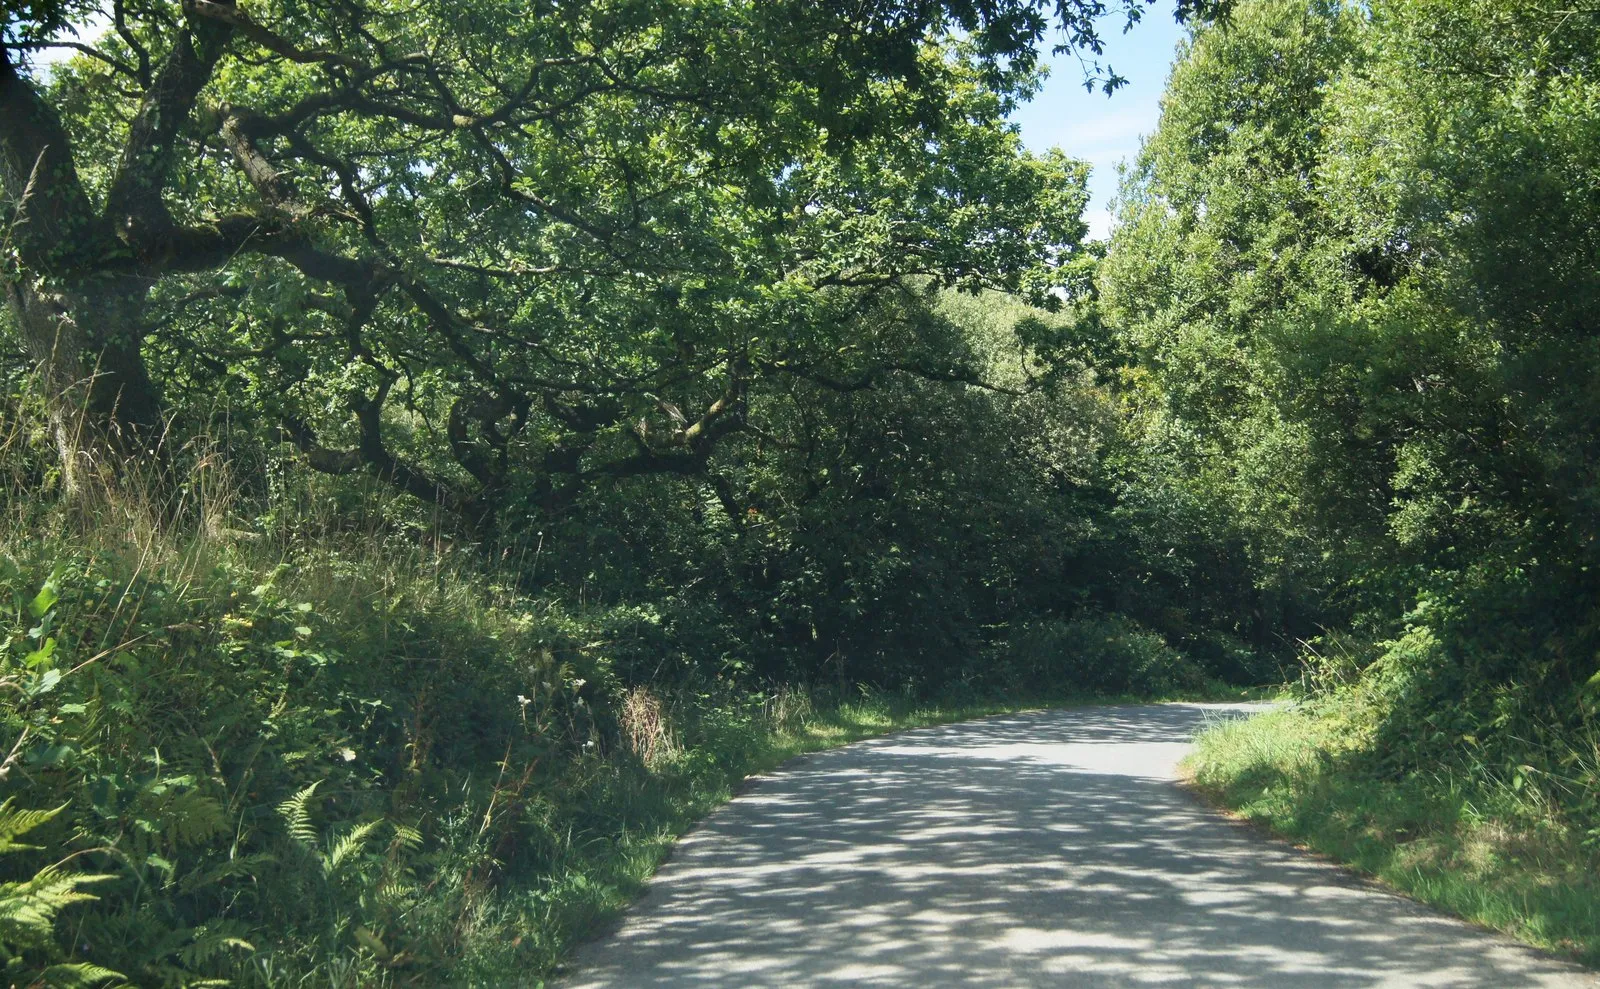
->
[996,615,1208,695]
[0,532,615,986]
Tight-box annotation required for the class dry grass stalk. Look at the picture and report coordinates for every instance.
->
[621,687,677,766]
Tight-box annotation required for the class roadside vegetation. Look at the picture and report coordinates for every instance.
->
[1,3,1263,981]
[3,0,1598,983]
[1189,703,1600,964]
[1145,0,1600,966]
[0,445,1252,987]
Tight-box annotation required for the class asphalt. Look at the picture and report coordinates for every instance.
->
[559,702,1600,987]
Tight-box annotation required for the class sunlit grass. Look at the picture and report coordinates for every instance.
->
[1186,707,1600,967]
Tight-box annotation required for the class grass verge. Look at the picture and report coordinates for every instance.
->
[1184,704,1600,967]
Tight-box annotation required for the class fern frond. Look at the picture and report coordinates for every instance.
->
[0,798,67,854]
[177,852,274,895]
[176,919,256,969]
[389,822,423,852]
[324,820,381,875]
[0,865,113,947]
[74,908,191,967]
[36,961,124,988]
[161,790,228,849]
[276,780,321,845]
[376,879,419,907]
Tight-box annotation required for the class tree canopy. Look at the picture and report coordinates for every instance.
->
[1,0,1222,522]
[1101,0,1600,771]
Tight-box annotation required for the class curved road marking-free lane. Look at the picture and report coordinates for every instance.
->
[561,703,1598,988]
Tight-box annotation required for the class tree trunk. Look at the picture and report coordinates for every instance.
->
[2,43,165,499]
[3,277,162,498]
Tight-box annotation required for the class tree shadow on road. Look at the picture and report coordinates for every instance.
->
[561,704,1594,988]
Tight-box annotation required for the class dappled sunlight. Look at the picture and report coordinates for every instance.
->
[561,704,1596,987]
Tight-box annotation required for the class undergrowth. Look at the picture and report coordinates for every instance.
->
[1186,702,1600,967]
[0,361,1272,987]
[0,491,1251,987]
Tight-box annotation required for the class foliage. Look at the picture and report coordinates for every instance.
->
[0,488,1250,986]
[1106,0,1600,699]
[0,799,122,987]
[0,0,1222,515]
[991,615,1207,695]
[6,0,1596,977]
[0,253,1274,988]
[0,264,1276,987]
[1113,0,1600,962]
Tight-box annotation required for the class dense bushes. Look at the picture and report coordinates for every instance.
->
[0,530,608,984]
[1121,0,1600,957]
[1103,0,1600,789]
[991,616,1207,696]
[0,525,878,984]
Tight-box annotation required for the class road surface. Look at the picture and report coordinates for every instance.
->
[561,703,1598,987]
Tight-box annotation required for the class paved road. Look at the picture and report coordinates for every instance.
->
[561,703,1599,987]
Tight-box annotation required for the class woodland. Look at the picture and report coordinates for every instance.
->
[0,0,1597,984]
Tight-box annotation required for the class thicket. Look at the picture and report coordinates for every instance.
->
[0,480,1057,986]
[0,280,1272,985]
[1106,0,1600,952]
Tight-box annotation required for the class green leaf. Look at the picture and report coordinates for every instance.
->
[0,798,68,850]
[24,637,56,669]
[37,961,126,987]
[28,582,59,619]
[354,926,390,959]
[26,744,72,767]
[26,668,62,698]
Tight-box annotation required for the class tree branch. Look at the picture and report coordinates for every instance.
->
[103,0,239,241]
[187,0,367,69]
[0,45,111,274]
[2,40,140,79]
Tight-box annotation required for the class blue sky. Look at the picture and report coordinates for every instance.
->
[1007,13,1189,239]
